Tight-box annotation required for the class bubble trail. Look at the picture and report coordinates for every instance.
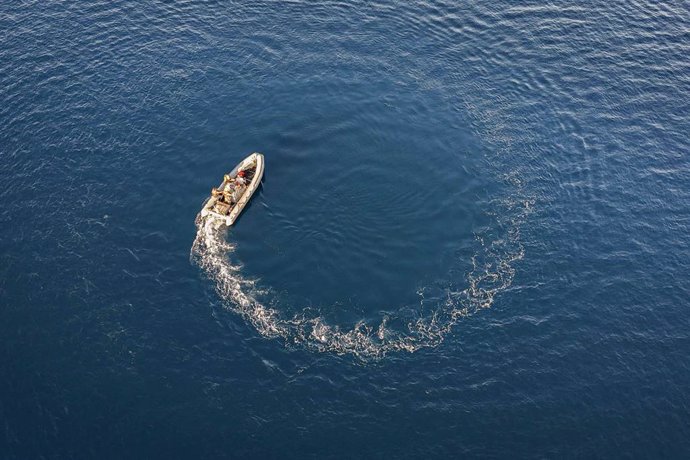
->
[191,195,531,360]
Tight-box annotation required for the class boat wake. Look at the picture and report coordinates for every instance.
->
[191,192,531,359]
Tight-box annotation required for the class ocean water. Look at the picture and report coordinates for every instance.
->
[2,0,689,458]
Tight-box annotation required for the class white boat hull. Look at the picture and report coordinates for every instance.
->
[200,152,264,226]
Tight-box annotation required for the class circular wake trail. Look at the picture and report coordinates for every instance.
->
[191,197,529,359]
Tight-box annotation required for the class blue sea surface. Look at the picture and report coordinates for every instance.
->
[2,0,689,458]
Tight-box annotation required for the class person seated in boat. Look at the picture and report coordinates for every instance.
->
[231,171,248,202]
[211,187,234,204]
[236,170,247,186]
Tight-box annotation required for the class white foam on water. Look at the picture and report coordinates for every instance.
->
[191,192,532,360]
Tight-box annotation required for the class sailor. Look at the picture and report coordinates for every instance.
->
[212,187,235,204]
[232,171,248,201]
[236,170,247,185]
